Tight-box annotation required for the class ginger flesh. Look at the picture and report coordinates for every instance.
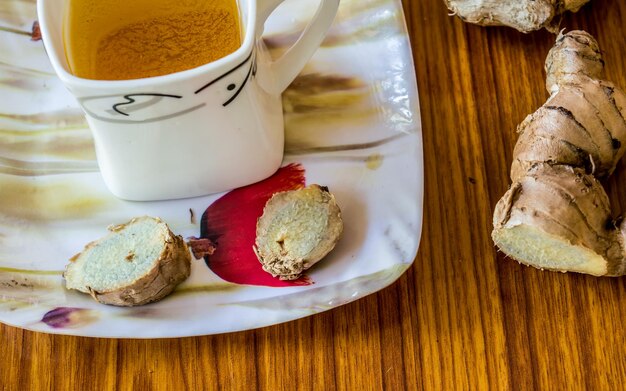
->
[254,185,343,280]
[443,0,590,33]
[492,31,626,277]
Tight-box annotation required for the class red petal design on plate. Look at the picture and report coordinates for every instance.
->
[200,163,312,287]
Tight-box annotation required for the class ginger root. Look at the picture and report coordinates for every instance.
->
[444,0,590,33]
[492,31,626,276]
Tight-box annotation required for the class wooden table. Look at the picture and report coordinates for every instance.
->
[3,0,626,389]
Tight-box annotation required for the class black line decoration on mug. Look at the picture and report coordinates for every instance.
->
[194,49,254,94]
[195,48,257,106]
[221,52,255,107]
[111,93,182,116]
[78,93,206,124]
[77,49,257,124]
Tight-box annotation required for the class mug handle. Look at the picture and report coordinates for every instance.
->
[257,0,340,94]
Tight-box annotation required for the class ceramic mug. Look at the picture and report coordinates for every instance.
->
[37,0,339,201]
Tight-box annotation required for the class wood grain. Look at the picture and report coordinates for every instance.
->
[2,0,626,389]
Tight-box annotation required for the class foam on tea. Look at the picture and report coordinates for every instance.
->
[64,0,241,80]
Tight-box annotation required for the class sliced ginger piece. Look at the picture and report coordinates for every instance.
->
[64,216,191,306]
[254,184,343,280]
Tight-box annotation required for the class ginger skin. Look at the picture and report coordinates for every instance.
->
[444,0,589,33]
[492,31,626,276]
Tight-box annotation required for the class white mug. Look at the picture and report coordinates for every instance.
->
[37,0,339,201]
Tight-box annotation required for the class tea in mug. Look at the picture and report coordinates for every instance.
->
[64,0,241,80]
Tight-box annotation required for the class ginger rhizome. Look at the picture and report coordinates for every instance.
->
[444,0,590,33]
[492,31,626,276]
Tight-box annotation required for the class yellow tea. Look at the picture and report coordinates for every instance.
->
[64,0,241,80]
